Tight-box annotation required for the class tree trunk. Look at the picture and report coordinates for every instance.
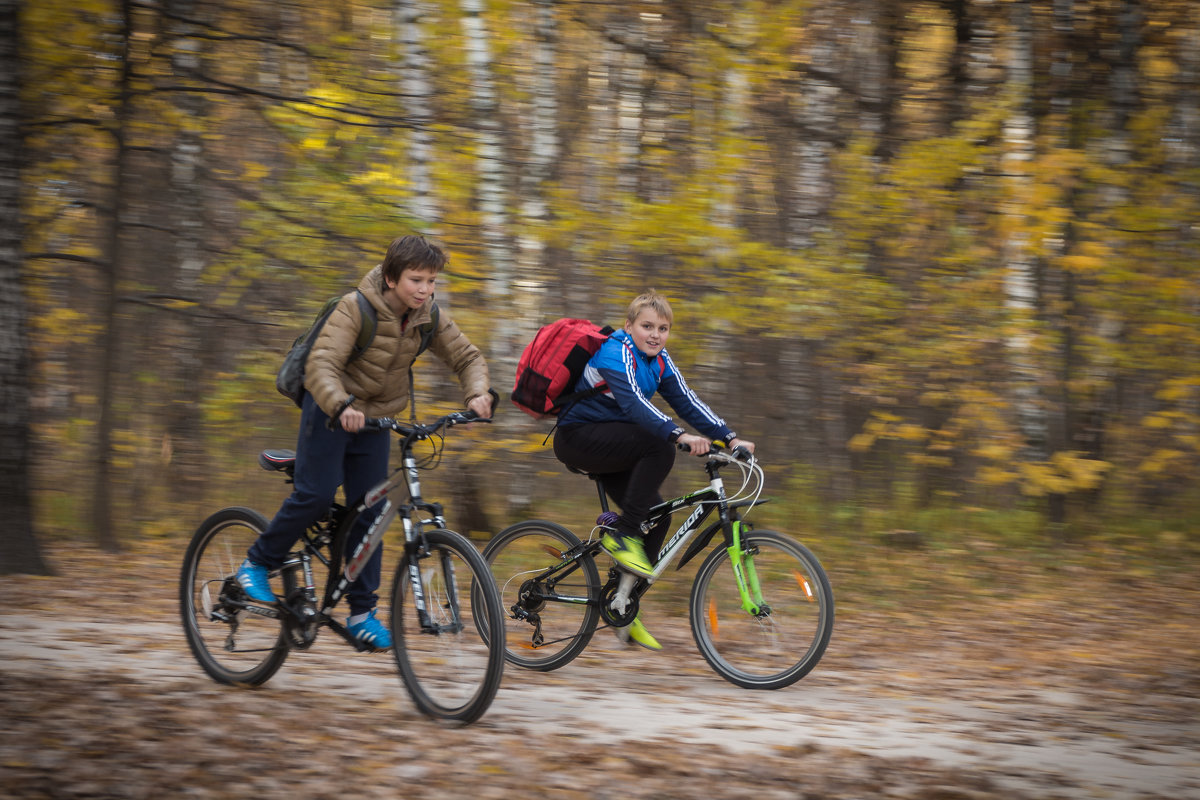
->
[1001,0,1049,484]
[0,0,52,575]
[397,0,440,229]
[162,0,211,503]
[787,4,852,504]
[90,0,136,552]
[460,0,515,516]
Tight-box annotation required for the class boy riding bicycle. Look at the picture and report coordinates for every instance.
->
[552,290,755,650]
[236,235,493,651]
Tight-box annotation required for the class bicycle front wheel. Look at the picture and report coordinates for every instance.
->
[179,507,289,687]
[390,529,505,725]
[690,529,834,690]
[479,520,601,672]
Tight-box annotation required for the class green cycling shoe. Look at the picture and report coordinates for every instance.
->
[615,615,662,651]
[600,531,655,578]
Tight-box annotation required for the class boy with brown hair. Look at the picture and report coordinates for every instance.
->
[237,235,493,650]
[553,290,755,649]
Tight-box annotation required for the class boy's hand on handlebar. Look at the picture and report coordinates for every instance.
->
[340,407,366,433]
[729,437,756,456]
[467,393,494,420]
[677,433,712,456]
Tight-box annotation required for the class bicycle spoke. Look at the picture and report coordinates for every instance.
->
[481,520,600,672]
[392,530,503,724]
[691,530,833,690]
[180,508,289,686]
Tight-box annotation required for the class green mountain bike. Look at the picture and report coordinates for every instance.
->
[478,445,833,690]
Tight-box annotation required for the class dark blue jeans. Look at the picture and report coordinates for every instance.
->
[248,392,390,616]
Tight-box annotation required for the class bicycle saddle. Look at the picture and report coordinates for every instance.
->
[259,449,296,472]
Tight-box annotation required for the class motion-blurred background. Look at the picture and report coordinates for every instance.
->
[4,0,1198,573]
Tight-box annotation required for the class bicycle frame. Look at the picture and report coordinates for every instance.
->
[320,424,462,634]
[591,451,769,618]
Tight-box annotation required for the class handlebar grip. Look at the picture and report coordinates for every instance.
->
[677,439,716,455]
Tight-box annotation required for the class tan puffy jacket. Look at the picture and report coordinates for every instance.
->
[304,265,490,418]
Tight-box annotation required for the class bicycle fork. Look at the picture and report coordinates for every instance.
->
[725,520,769,617]
[405,524,464,635]
[701,465,769,618]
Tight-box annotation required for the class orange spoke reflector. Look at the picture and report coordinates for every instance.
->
[794,571,814,601]
[541,545,563,559]
[707,598,719,638]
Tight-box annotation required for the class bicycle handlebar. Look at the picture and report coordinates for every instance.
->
[676,440,754,463]
[328,390,499,437]
[360,409,492,440]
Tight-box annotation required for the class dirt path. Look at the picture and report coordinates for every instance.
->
[2,609,1196,799]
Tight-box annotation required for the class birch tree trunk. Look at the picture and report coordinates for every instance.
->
[514,0,558,330]
[1001,0,1048,476]
[460,0,518,517]
[612,13,647,199]
[461,0,513,306]
[397,0,440,228]
[786,3,853,504]
[0,0,52,575]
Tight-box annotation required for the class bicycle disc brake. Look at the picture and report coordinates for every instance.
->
[598,576,639,628]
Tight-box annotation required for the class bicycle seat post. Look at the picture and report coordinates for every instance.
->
[593,477,610,514]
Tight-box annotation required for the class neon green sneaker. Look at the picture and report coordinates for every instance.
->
[616,616,662,651]
[600,532,655,578]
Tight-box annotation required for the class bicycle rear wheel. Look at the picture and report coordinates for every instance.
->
[179,507,289,686]
[478,520,601,671]
[690,529,833,690]
[390,529,504,725]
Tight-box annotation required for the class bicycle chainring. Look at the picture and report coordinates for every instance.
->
[281,590,320,650]
[598,577,639,628]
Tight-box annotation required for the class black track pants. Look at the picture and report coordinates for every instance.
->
[553,422,675,559]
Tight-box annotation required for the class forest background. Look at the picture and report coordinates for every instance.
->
[2,0,1198,579]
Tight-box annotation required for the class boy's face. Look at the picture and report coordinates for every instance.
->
[625,308,671,356]
[387,267,438,311]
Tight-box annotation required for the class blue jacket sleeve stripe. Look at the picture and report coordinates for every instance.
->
[659,350,732,438]
[617,338,674,428]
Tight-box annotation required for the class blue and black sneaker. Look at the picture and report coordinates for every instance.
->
[347,609,393,651]
[234,559,276,603]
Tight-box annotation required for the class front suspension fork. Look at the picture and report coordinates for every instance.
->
[725,520,766,616]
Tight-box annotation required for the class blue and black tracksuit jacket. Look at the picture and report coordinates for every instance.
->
[557,329,736,444]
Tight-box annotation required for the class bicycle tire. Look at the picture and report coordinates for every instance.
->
[478,520,601,671]
[179,507,289,687]
[390,528,505,724]
[689,529,834,690]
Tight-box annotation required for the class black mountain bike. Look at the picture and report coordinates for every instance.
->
[180,408,505,724]
[479,445,833,690]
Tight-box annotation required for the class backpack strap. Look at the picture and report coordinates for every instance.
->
[349,290,378,361]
